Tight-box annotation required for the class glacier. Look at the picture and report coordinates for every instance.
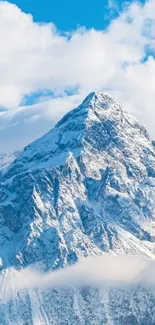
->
[0,92,155,324]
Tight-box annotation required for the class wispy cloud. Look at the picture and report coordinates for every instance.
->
[1,255,155,300]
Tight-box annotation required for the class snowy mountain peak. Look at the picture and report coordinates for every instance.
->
[81,91,114,108]
[5,92,150,177]
[55,91,115,129]
[56,91,121,128]
[1,93,155,324]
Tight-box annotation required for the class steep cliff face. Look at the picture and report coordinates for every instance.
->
[1,92,155,324]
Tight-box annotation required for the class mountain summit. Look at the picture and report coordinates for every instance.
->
[1,92,155,324]
[6,92,150,173]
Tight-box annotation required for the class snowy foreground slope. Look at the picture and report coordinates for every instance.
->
[1,92,155,324]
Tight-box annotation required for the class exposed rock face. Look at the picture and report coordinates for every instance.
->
[1,92,155,324]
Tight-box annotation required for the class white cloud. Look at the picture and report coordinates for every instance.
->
[0,94,80,152]
[2,255,155,300]
[0,0,155,151]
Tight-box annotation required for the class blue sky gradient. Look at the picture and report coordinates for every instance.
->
[7,0,146,30]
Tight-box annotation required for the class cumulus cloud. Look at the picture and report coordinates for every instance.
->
[0,0,155,151]
[1,255,155,300]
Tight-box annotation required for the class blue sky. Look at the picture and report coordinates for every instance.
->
[8,0,145,30]
[0,0,155,153]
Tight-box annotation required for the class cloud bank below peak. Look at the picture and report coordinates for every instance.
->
[2,255,155,300]
[0,0,155,152]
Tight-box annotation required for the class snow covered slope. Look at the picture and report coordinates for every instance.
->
[0,151,20,172]
[1,92,155,324]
